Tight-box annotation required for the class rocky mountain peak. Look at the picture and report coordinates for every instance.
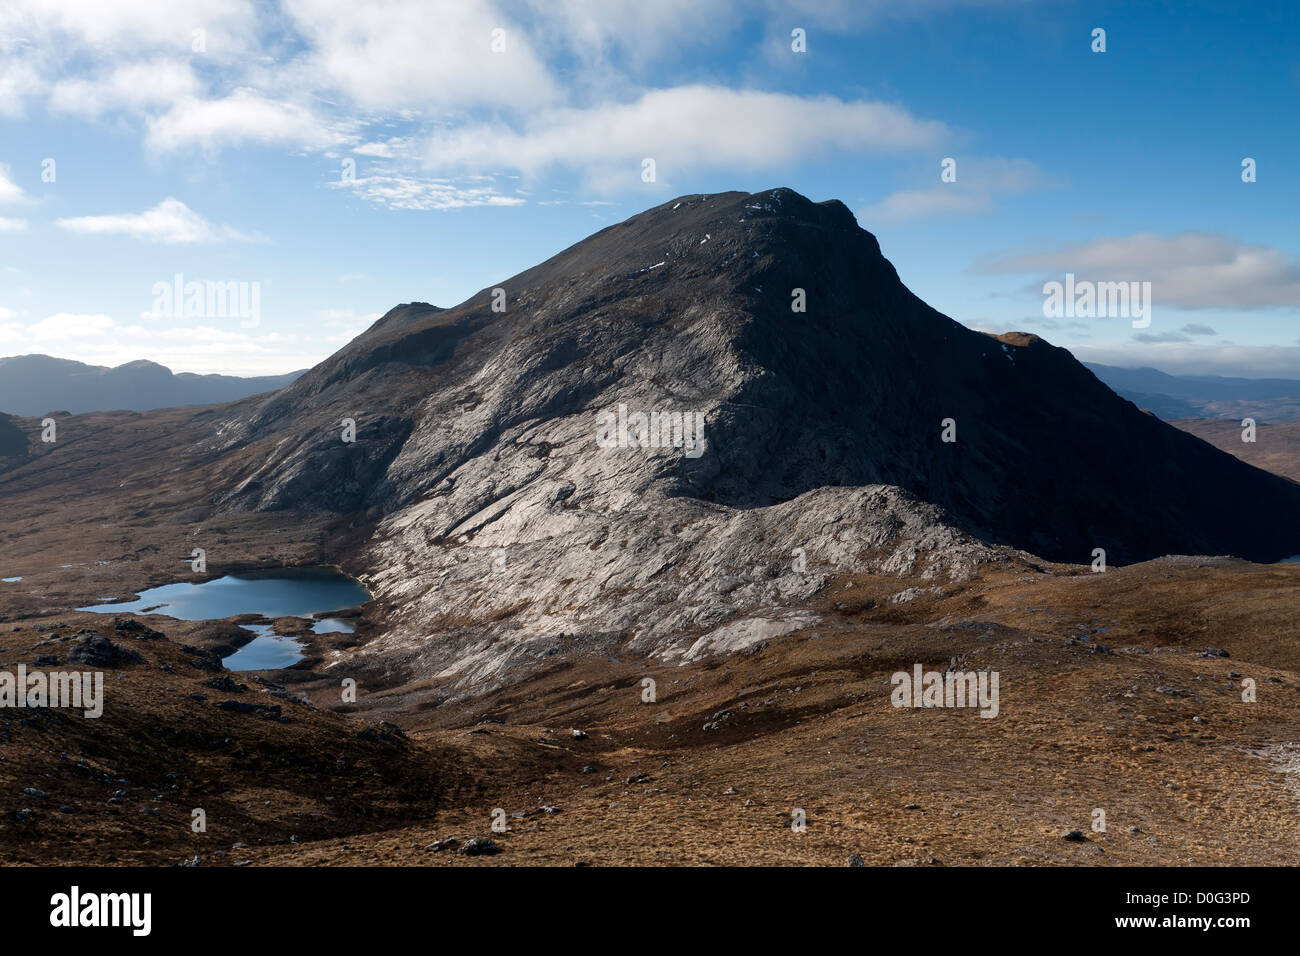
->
[192,188,1300,688]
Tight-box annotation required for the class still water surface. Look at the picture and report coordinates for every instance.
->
[80,567,368,670]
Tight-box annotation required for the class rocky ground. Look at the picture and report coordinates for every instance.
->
[4,545,1299,866]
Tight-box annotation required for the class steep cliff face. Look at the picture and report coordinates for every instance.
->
[193,187,1300,687]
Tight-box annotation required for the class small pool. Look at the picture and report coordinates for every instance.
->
[223,624,307,671]
[79,566,369,671]
[79,567,369,620]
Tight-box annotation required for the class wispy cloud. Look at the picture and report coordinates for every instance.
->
[145,91,352,153]
[56,198,257,243]
[49,59,201,117]
[0,165,27,204]
[980,233,1300,310]
[332,170,524,211]
[860,157,1061,225]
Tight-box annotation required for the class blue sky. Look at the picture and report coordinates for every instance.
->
[0,0,1297,376]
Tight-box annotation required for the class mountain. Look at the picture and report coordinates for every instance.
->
[214,188,1300,560]
[6,188,1300,695]
[0,354,305,415]
[159,187,1297,686]
[1085,362,1300,422]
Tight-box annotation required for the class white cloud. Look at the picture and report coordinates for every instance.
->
[982,233,1300,309]
[0,56,46,118]
[0,2,259,134]
[424,86,947,186]
[0,1,256,116]
[56,198,255,243]
[0,0,974,210]
[146,90,351,153]
[49,59,201,117]
[0,165,27,204]
[27,312,117,339]
[0,0,256,50]
[0,217,28,232]
[281,0,560,112]
[352,138,413,158]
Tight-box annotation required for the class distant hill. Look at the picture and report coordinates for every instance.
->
[1085,363,1300,422]
[0,354,305,415]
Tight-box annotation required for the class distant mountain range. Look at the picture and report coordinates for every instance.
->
[0,354,305,416]
[1085,363,1300,422]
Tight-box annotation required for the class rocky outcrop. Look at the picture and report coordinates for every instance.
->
[354,483,1005,690]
